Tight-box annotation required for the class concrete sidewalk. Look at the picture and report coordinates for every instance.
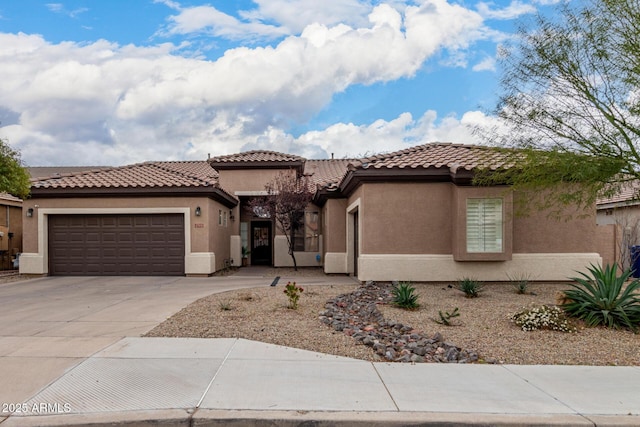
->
[1,337,639,426]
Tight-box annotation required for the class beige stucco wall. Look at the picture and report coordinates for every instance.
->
[322,198,348,273]
[512,192,597,254]
[336,181,602,281]
[20,196,232,276]
[595,224,616,268]
[273,235,323,267]
[322,198,347,253]
[361,182,452,254]
[217,168,296,194]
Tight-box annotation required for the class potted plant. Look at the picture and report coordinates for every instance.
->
[241,246,250,267]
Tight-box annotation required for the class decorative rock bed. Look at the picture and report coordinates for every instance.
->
[319,281,482,363]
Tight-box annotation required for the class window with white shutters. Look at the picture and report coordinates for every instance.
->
[466,198,503,253]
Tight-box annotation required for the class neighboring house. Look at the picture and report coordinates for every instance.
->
[0,193,23,270]
[596,181,640,270]
[20,143,602,281]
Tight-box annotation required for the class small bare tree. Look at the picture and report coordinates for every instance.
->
[249,171,314,270]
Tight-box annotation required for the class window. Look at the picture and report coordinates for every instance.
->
[223,211,228,227]
[218,209,223,226]
[293,210,320,252]
[240,222,248,249]
[467,198,503,253]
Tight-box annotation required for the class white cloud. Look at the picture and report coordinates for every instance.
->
[252,109,503,160]
[0,1,499,165]
[243,0,374,34]
[46,3,63,13]
[472,56,496,72]
[477,1,536,20]
[46,3,88,18]
[160,5,288,40]
[158,0,375,40]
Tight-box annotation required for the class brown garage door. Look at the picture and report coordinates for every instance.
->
[48,214,185,276]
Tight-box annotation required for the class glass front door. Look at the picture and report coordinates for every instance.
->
[251,221,272,265]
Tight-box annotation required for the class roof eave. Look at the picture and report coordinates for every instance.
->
[208,160,305,171]
[339,166,475,195]
[30,186,239,208]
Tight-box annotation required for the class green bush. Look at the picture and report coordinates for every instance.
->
[283,281,304,309]
[392,281,420,309]
[563,264,640,332]
[457,277,484,298]
[512,304,575,332]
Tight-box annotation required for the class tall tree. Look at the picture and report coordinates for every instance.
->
[249,171,314,270]
[476,0,640,211]
[0,138,30,199]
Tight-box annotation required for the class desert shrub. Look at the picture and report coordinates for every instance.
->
[218,299,233,311]
[507,271,532,294]
[512,304,576,332]
[563,264,640,332]
[392,281,420,309]
[434,307,460,326]
[457,277,484,298]
[283,281,304,309]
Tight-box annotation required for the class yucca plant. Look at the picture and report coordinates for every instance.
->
[563,264,640,332]
[392,281,420,309]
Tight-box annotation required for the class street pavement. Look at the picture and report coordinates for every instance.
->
[0,272,639,426]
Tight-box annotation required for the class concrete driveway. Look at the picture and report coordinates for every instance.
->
[0,275,269,405]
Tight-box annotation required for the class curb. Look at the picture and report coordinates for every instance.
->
[3,410,639,427]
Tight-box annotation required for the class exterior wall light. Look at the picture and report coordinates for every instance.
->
[26,208,34,218]
[195,206,201,216]
[230,210,235,221]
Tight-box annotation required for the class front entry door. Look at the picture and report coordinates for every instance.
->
[251,221,272,265]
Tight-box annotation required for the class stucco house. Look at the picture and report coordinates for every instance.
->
[595,180,640,270]
[0,192,22,270]
[20,143,601,281]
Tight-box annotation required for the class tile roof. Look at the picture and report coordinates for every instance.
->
[360,143,508,171]
[305,159,361,188]
[0,192,22,204]
[28,166,111,180]
[32,161,218,189]
[597,180,640,207]
[28,143,514,197]
[208,150,305,165]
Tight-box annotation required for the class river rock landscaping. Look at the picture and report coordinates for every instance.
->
[320,281,480,363]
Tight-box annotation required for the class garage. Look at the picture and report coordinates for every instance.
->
[48,214,185,276]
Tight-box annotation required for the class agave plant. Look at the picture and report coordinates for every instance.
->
[563,264,640,332]
[392,281,420,309]
[457,277,484,298]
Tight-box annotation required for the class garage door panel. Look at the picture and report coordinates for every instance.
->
[48,214,185,276]
[101,232,117,243]
[118,216,134,226]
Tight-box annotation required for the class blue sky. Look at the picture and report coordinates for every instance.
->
[0,0,555,165]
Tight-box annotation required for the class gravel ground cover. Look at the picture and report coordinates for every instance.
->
[3,269,636,365]
[146,270,640,366]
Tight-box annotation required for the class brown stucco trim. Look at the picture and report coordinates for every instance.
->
[314,166,477,205]
[30,186,239,208]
